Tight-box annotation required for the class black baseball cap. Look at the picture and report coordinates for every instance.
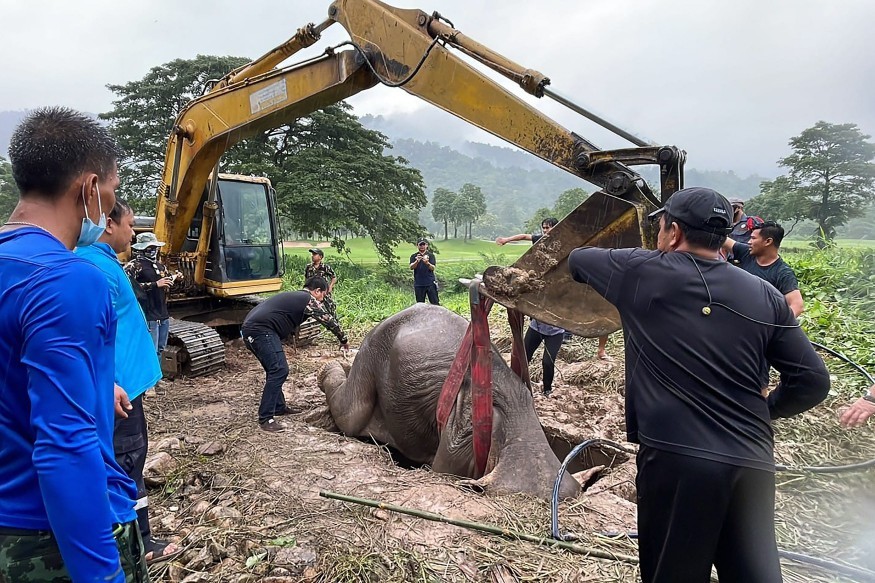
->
[417,239,428,245]
[308,248,324,256]
[648,187,733,234]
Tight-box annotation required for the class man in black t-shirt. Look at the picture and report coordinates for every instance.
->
[241,276,349,432]
[410,239,439,305]
[721,219,804,317]
[569,187,829,583]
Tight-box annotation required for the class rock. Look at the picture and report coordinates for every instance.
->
[143,452,177,487]
[268,567,291,576]
[154,437,182,452]
[205,505,243,527]
[209,542,230,562]
[273,546,318,573]
[196,441,225,456]
[185,546,215,571]
[184,435,204,445]
[237,576,258,583]
[190,500,212,515]
[210,473,232,489]
[180,573,211,583]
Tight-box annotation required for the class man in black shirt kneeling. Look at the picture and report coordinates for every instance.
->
[242,276,349,432]
[568,187,829,583]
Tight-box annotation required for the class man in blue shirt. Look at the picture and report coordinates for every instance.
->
[0,108,146,582]
[77,199,179,564]
[410,239,439,305]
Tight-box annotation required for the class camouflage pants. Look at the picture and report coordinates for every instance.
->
[0,520,149,582]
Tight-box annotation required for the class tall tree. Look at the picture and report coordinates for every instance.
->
[268,103,426,261]
[101,55,251,212]
[101,56,427,262]
[456,183,487,240]
[431,187,457,240]
[0,156,17,222]
[552,187,590,219]
[756,122,875,244]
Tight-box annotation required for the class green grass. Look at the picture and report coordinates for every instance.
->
[283,237,527,265]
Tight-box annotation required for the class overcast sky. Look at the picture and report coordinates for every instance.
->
[1,0,873,177]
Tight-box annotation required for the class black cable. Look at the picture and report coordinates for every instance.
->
[340,34,443,88]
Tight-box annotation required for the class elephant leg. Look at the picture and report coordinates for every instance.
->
[318,358,377,435]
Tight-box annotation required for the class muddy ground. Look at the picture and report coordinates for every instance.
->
[141,332,873,583]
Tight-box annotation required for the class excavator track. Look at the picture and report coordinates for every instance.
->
[162,319,226,378]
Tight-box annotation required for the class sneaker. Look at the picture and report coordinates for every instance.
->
[542,388,553,398]
[259,418,286,432]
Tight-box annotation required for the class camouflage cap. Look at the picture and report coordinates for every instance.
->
[132,232,166,250]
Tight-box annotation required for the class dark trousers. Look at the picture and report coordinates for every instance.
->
[523,327,564,392]
[114,396,150,542]
[414,284,440,305]
[636,446,782,583]
[242,330,289,423]
[0,520,148,582]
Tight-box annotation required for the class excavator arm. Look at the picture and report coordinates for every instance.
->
[154,0,684,337]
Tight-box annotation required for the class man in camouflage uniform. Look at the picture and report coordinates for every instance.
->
[305,247,337,317]
[0,522,146,582]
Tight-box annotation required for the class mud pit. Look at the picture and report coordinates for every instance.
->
[139,332,871,582]
[142,334,643,582]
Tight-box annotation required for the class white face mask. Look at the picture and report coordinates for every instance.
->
[77,181,107,247]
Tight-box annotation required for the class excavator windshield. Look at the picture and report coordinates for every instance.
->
[217,179,280,281]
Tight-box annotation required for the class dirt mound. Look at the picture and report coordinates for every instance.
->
[141,333,871,582]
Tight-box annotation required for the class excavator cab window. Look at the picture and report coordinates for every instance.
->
[217,179,280,281]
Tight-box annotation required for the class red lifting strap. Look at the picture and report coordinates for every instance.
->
[435,295,494,478]
[470,297,494,478]
[436,323,473,433]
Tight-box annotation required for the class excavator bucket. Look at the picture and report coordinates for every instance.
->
[482,192,654,338]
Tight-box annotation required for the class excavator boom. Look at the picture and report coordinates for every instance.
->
[154,0,684,341]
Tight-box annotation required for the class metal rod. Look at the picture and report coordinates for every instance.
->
[543,87,655,147]
[319,490,639,564]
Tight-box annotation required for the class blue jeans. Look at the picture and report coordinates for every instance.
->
[242,330,289,423]
[148,318,170,355]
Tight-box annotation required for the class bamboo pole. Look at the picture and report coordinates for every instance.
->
[319,490,639,565]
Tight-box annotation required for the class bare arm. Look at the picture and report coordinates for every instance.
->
[840,384,875,428]
[496,233,533,246]
[721,237,736,257]
[784,289,804,317]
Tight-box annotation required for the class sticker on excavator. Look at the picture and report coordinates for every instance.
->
[482,191,651,338]
[249,79,288,115]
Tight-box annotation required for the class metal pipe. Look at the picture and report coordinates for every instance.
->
[319,490,640,565]
[542,88,655,147]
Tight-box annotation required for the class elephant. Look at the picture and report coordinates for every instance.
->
[318,303,581,500]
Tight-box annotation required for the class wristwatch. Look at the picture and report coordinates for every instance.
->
[863,394,875,405]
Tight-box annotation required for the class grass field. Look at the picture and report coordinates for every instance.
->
[284,237,529,264]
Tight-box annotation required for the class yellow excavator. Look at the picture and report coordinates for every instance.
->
[152,0,684,377]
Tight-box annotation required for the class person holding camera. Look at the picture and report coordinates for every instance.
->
[410,238,439,305]
[125,231,177,355]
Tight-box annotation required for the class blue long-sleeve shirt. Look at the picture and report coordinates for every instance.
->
[76,242,161,400]
[0,228,136,582]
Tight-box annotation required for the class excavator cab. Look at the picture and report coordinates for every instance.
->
[179,174,285,295]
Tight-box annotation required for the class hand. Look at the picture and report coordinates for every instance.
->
[156,277,173,289]
[340,342,350,351]
[839,396,875,428]
[421,255,430,265]
[114,384,132,419]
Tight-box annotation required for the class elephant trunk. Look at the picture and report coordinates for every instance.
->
[481,409,581,500]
